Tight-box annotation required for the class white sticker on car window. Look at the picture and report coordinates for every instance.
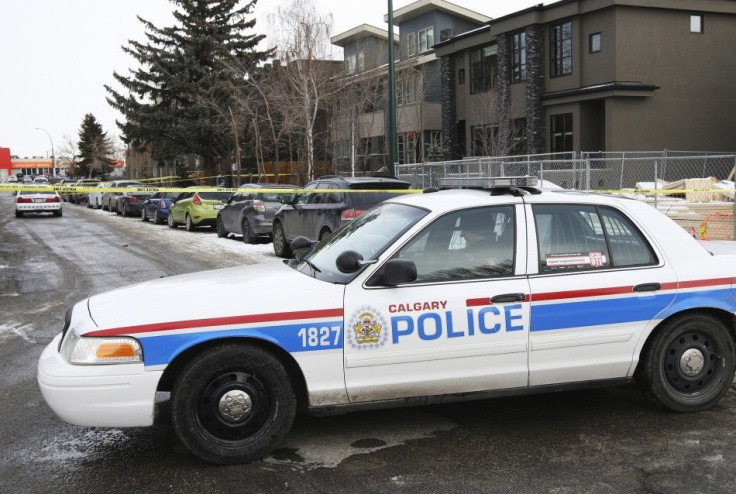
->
[546,251,608,269]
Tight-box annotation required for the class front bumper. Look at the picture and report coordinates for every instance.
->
[17,203,61,212]
[37,334,162,427]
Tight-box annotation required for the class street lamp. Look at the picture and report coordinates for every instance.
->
[35,127,56,178]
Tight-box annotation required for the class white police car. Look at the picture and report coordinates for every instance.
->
[38,177,736,464]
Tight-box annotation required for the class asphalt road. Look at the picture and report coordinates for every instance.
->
[1,192,735,494]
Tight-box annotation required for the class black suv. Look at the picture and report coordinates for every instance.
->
[272,175,411,258]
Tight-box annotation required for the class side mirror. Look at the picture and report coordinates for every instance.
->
[290,236,314,252]
[336,250,363,273]
[280,195,293,205]
[375,259,417,286]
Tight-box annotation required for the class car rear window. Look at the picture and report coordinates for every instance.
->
[348,190,409,209]
[199,192,232,201]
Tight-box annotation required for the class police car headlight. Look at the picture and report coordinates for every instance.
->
[61,329,142,365]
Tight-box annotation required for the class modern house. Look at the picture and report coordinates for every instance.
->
[435,0,736,158]
[331,0,489,173]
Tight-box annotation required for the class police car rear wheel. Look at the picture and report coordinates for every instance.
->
[171,344,296,464]
[643,313,735,412]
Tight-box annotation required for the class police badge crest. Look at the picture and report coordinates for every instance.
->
[347,306,388,350]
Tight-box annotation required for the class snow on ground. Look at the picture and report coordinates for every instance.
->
[85,206,277,267]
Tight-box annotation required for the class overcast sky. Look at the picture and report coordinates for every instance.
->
[0,0,543,158]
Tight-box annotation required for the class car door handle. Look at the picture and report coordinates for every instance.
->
[633,283,661,293]
[490,293,527,303]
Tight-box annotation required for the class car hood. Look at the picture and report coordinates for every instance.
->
[86,261,345,334]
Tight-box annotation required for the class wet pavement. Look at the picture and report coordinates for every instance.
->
[1,192,735,493]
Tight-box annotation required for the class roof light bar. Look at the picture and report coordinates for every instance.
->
[439,175,539,189]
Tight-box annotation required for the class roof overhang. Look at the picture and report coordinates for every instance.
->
[542,81,659,105]
[331,24,399,46]
[384,0,490,25]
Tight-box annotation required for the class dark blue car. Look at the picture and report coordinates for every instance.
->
[141,192,179,224]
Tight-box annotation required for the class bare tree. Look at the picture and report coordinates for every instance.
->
[268,0,341,181]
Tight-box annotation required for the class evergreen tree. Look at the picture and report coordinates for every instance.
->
[76,114,113,178]
[106,0,272,181]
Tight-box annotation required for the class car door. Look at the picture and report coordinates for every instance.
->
[525,202,677,386]
[222,193,245,231]
[343,201,531,403]
[282,182,319,240]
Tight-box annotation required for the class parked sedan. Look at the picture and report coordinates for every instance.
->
[168,189,232,231]
[216,184,292,243]
[102,181,144,212]
[15,190,62,217]
[66,179,100,204]
[88,182,112,209]
[116,187,152,217]
[141,192,179,224]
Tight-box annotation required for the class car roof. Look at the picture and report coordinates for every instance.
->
[315,175,410,187]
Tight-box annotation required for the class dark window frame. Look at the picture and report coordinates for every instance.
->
[550,20,573,77]
[470,45,497,94]
[589,32,601,53]
[690,13,704,34]
[458,68,465,85]
[550,113,573,153]
[509,31,527,83]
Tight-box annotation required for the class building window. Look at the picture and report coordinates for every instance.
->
[470,45,497,94]
[458,68,465,84]
[346,53,356,74]
[407,33,416,57]
[690,14,703,33]
[397,70,422,105]
[510,31,526,82]
[550,113,573,152]
[418,27,434,52]
[550,20,572,77]
[589,32,601,53]
[397,134,406,164]
[357,51,365,72]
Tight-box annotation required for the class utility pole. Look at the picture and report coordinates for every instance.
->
[35,127,56,178]
[387,0,398,176]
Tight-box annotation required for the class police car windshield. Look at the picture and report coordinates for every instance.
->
[296,203,428,284]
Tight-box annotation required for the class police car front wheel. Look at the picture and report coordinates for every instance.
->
[171,343,296,464]
[641,313,736,413]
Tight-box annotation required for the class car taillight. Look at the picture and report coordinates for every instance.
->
[128,196,137,203]
[17,196,32,203]
[45,196,61,203]
[341,209,365,221]
[160,200,167,208]
[193,194,202,205]
[253,199,265,212]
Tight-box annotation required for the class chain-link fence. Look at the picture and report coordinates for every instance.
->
[397,151,736,240]
[397,152,736,192]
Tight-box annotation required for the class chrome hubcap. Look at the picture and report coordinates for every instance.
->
[680,348,705,377]
[218,390,253,423]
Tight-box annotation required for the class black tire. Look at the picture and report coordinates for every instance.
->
[168,214,177,229]
[141,209,148,222]
[216,216,227,238]
[121,204,128,217]
[242,219,256,244]
[54,209,62,217]
[641,313,735,412]
[15,211,23,218]
[102,202,108,211]
[153,210,163,225]
[272,222,292,258]
[170,344,296,465]
[185,214,196,232]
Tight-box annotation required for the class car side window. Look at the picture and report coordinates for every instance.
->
[534,204,611,273]
[395,206,515,283]
[296,183,318,205]
[599,207,657,267]
[308,182,328,204]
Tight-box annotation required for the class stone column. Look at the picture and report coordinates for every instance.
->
[439,29,461,160]
[525,24,545,154]
[495,33,511,155]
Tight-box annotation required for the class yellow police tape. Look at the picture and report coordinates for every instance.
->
[0,183,733,196]
[0,184,421,194]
